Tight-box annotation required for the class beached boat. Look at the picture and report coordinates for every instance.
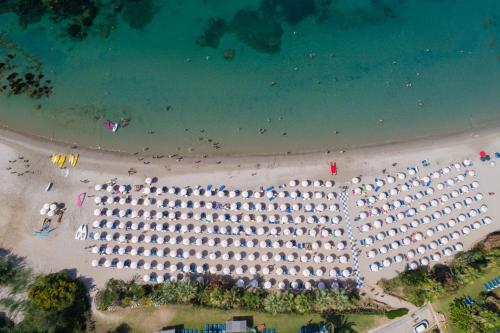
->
[81,225,88,240]
[58,155,66,168]
[105,120,119,132]
[74,225,83,240]
[45,181,53,192]
[71,154,79,167]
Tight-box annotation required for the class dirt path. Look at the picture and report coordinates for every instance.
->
[361,284,417,311]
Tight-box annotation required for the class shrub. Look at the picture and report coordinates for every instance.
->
[240,289,266,310]
[98,279,359,315]
[96,279,149,310]
[263,291,294,314]
[386,308,409,319]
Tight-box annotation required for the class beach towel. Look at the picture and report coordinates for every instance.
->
[330,162,337,175]
[77,192,86,208]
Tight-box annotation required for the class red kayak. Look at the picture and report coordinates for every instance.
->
[330,162,337,175]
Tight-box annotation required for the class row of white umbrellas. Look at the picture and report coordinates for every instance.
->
[371,240,465,272]
[362,207,488,252]
[93,207,342,225]
[96,179,337,200]
[357,182,480,221]
[366,216,491,260]
[353,164,475,197]
[91,230,347,251]
[360,198,484,233]
[362,204,487,245]
[93,220,343,238]
[96,195,341,214]
[92,243,350,264]
[91,256,352,278]
[366,216,489,262]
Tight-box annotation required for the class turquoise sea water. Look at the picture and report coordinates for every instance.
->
[0,0,499,155]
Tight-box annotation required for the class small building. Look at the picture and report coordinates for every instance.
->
[226,320,248,333]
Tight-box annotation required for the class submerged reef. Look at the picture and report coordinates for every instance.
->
[0,34,53,100]
[0,55,53,99]
[121,0,157,30]
[196,0,328,54]
[0,0,158,40]
[230,10,283,54]
[196,18,228,48]
[260,0,317,26]
[195,0,406,54]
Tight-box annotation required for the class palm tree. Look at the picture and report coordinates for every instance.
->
[322,311,356,333]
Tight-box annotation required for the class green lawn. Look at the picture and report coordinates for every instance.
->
[94,304,387,333]
[433,266,499,333]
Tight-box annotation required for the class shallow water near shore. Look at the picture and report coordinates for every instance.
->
[0,0,499,155]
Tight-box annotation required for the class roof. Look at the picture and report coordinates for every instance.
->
[226,320,248,333]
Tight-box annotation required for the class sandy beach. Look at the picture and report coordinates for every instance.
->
[0,125,498,291]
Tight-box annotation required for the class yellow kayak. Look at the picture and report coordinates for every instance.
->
[58,155,66,168]
[71,154,79,167]
[68,154,74,167]
[51,154,60,164]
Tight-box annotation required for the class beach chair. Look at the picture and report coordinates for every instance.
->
[463,296,473,306]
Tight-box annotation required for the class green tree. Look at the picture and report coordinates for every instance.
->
[399,268,444,306]
[7,271,90,333]
[449,295,500,333]
[28,272,78,311]
[322,312,355,333]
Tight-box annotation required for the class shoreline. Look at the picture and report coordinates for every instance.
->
[1,119,499,169]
